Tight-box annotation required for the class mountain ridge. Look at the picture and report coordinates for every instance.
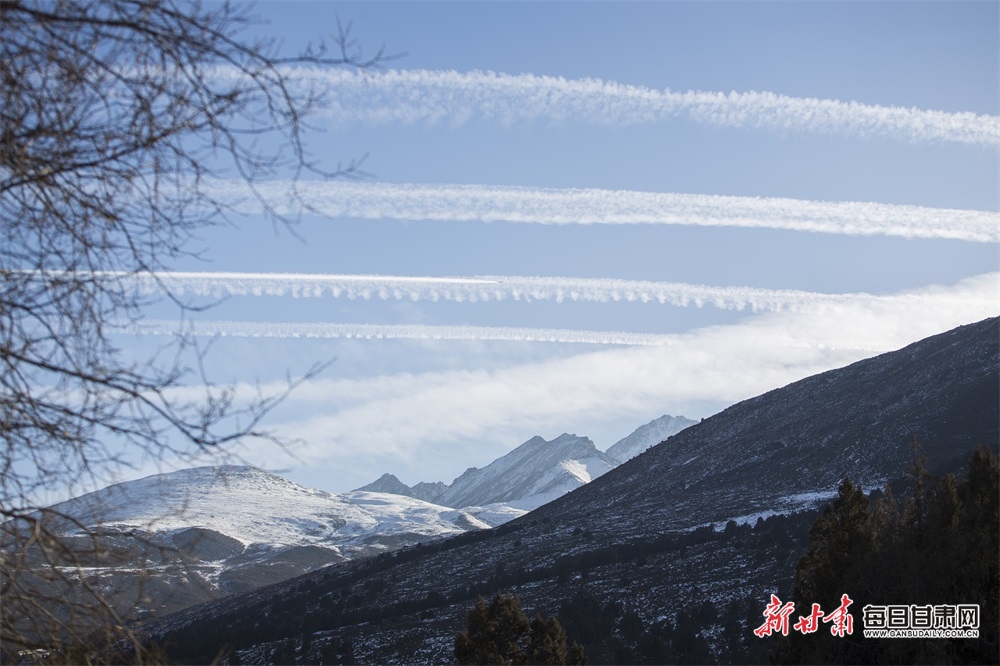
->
[356,415,696,512]
[536,317,999,537]
[147,317,1000,665]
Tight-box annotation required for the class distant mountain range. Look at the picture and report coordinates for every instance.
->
[357,414,696,522]
[357,432,618,522]
[12,411,696,623]
[145,318,999,665]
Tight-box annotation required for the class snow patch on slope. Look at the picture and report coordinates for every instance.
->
[708,490,840,531]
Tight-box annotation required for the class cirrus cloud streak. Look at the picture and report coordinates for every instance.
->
[207,179,998,243]
[281,68,1000,147]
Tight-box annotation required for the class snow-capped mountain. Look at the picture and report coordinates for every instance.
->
[604,414,697,463]
[45,465,485,552]
[357,419,697,523]
[356,473,448,504]
[21,466,487,617]
[436,433,616,511]
[356,472,416,497]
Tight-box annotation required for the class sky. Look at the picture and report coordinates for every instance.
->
[109,1,998,497]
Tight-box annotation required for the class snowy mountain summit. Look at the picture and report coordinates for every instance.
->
[357,472,416,497]
[438,433,616,510]
[357,473,448,504]
[605,414,697,464]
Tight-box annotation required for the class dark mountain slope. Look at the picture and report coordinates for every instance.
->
[539,315,999,538]
[150,318,998,664]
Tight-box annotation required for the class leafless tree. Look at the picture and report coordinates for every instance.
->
[0,0,395,659]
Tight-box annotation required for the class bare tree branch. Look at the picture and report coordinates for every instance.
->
[1,0,390,658]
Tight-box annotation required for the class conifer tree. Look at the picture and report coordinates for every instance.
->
[455,592,585,665]
[526,614,570,665]
[455,593,530,665]
[793,478,874,609]
[775,447,999,664]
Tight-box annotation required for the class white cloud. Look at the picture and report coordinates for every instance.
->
[219,273,997,490]
[120,320,682,347]
[132,271,1000,313]
[277,67,1000,147]
[205,180,998,243]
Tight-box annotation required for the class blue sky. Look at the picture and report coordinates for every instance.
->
[113,1,998,496]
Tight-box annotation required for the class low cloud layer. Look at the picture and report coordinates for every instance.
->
[158,273,997,491]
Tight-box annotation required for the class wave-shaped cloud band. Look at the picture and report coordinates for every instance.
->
[119,320,678,347]
[130,271,999,313]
